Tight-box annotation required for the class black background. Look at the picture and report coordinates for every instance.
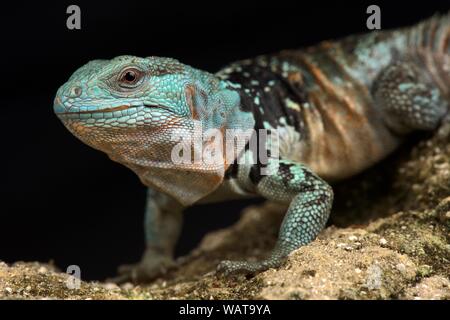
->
[0,0,448,281]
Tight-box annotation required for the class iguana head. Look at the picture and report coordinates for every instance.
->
[54,55,254,205]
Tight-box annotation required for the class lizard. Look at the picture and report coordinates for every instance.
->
[53,13,449,283]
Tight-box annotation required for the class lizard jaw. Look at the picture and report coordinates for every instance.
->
[54,96,162,118]
[58,104,131,115]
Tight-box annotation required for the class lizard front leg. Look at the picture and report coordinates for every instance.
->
[113,188,183,283]
[217,159,333,275]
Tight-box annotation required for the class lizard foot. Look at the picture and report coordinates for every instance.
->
[216,240,293,276]
[216,257,285,277]
[109,253,175,284]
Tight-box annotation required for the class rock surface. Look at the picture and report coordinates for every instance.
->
[1,128,450,300]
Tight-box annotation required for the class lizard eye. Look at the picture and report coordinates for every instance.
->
[118,68,144,88]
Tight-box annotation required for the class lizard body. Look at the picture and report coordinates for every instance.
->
[54,14,449,281]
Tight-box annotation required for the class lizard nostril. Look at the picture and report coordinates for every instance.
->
[69,86,82,98]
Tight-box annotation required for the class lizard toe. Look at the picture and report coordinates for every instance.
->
[216,260,267,276]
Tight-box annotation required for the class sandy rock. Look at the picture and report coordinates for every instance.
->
[1,130,450,300]
[404,276,450,300]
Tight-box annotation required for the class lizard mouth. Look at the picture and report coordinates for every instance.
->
[60,105,131,115]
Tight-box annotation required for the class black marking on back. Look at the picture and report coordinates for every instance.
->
[224,161,239,179]
[249,164,263,185]
[220,55,309,134]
